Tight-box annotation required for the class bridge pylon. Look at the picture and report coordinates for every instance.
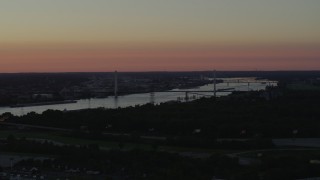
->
[114,71,118,98]
[213,70,217,97]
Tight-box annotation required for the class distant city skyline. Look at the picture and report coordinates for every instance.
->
[0,0,320,72]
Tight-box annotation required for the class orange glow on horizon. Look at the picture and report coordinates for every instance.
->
[0,43,319,72]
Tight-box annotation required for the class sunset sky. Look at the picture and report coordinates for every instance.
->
[1,0,320,72]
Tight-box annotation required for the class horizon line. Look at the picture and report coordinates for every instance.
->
[1,70,320,74]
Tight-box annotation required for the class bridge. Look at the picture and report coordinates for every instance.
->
[112,71,277,103]
[163,88,237,101]
[114,88,237,103]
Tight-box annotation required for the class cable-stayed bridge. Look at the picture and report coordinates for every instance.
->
[112,71,277,103]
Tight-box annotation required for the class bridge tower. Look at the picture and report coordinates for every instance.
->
[185,92,189,101]
[150,92,155,104]
[213,70,217,97]
[114,71,118,98]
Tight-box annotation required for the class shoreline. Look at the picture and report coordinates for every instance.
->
[10,100,77,108]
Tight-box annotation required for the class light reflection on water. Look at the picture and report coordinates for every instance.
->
[0,78,276,116]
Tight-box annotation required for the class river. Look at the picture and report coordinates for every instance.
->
[0,78,276,116]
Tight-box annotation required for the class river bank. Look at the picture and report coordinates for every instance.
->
[10,100,77,108]
[0,78,276,116]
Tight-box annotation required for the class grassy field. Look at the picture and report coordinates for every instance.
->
[0,130,239,156]
[0,130,149,150]
[234,149,320,158]
[287,83,320,91]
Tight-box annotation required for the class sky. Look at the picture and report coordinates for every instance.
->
[0,0,320,72]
